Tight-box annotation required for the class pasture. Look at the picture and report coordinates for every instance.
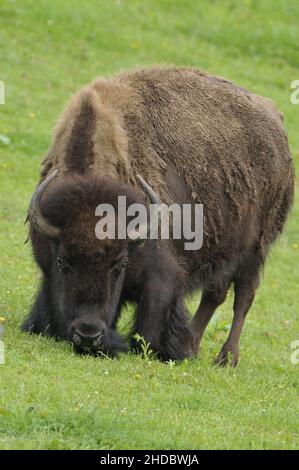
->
[0,0,298,450]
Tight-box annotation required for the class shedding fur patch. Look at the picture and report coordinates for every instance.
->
[43,85,132,181]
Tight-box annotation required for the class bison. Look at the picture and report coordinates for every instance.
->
[23,67,294,366]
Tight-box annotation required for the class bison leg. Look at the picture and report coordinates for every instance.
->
[22,284,52,336]
[192,282,230,353]
[131,283,193,361]
[215,273,259,367]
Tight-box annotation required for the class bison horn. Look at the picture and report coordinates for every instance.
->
[127,175,161,243]
[136,174,160,205]
[27,169,60,239]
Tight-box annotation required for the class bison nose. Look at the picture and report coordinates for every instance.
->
[72,330,104,350]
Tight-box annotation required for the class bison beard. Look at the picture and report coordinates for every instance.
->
[22,66,294,366]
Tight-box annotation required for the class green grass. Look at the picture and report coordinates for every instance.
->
[0,0,298,450]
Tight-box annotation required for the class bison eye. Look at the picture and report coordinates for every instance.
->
[111,259,129,274]
[56,256,70,274]
[120,260,129,270]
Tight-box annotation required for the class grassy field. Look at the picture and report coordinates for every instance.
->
[0,0,298,450]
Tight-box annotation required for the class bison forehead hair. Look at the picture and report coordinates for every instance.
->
[38,175,145,258]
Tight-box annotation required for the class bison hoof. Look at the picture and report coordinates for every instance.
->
[215,343,239,368]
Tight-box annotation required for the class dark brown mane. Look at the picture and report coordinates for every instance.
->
[39,175,145,257]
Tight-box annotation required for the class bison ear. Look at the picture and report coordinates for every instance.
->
[30,227,53,273]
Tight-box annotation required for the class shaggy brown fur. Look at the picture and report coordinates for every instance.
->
[25,66,294,365]
[42,67,294,262]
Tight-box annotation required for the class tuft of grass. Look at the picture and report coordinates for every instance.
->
[132,334,157,360]
[0,0,298,450]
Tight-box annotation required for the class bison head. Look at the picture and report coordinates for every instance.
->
[27,170,159,356]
